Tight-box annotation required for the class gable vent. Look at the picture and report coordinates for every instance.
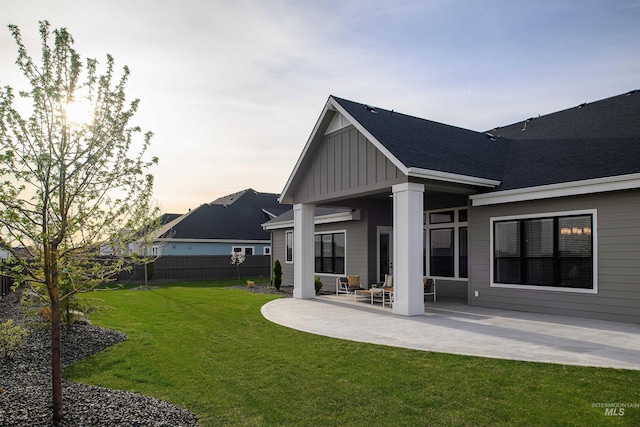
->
[325,111,351,135]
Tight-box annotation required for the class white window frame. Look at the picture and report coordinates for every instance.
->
[424,207,469,281]
[313,229,347,276]
[285,230,293,263]
[490,209,598,294]
[232,246,255,256]
[263,246,271,256]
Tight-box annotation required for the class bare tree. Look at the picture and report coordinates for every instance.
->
[0,21,158,422]
[130,214,176,287]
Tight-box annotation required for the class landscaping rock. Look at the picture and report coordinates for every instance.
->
[0,293,199,426]
[229,282,293,297]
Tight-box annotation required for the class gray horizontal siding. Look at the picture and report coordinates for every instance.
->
[294,126,405,204]
[270,230,294,288]
[433,279,467,299]
[269,216,370,292]
[469,188,640,323]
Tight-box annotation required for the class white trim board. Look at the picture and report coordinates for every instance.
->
[262,210,359,230]
[471,173,640,206]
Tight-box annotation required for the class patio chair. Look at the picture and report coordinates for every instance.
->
[377,274,393,306]
[377,274,393,288]
[336,277,349,295]
[424,277,436,302]
[336,275,364,296]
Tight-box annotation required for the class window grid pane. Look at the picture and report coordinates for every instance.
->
[558,216,593,288]
[494,221,521,284]
[314,232,345,274]
[459,227,468,278]
[430,211,454,224]
[430,228,454,277]
[523,219,554,285]
[286,231,293,262]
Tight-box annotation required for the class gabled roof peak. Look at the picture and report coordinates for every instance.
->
[210,188,255,205]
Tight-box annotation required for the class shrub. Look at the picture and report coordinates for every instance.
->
[38,306,52,323]
[246,280,255,288]
[314,276,323,295]
[273,259,282,290]
[0,319,28,359]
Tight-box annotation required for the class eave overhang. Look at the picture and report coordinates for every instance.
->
[262,209,360,231]
[470,173,640,206]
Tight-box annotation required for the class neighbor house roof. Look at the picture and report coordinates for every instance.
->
[159,189,291,241]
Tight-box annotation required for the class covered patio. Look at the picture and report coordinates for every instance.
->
[276,95,505,317]
[261,296,640,370]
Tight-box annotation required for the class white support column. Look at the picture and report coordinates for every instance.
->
[392,182,425,316]
[293,203,316,299]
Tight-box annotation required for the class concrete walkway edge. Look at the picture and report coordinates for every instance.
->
[262,296,640,370]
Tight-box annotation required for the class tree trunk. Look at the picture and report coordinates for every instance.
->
[51,290,63,422]
[48,246,64,422]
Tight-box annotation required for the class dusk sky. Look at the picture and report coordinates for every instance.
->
[1,0,639,214]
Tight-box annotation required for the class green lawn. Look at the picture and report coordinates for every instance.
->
[65,281,640,426]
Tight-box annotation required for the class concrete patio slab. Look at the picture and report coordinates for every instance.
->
[261,296,640,370]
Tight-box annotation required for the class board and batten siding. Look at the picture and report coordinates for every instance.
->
[294,126,405,204]
[469,188,640,323]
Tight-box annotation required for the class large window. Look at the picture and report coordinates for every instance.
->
[314,232,345,274]
[426,208,468,279]
[493,212,594,290]
[285,231,293,263]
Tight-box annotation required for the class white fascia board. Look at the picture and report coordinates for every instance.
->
[281,96,413,203]
[407,167,500,187]
[262,210,359,230]
[280,97,336,203]
[262,208,278,219]
[470,173,640,206]
[154,238,270,244]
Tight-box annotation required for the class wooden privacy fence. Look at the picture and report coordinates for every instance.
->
[115,255,272,283]
[1,260,14,297]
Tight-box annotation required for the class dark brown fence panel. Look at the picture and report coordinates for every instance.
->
[1,260,14,297]
[115,255,271,283]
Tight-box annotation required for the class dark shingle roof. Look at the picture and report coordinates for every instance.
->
[331,90,640,192]
[332,96,510,182]
[492,90,640,140]
[166,190,290,240]
[492,90,640,191]
[160,213,182,225]
[496,137,640,191]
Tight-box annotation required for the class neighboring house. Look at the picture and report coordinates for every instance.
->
[153,189,290,256]
[263,90,640,323]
